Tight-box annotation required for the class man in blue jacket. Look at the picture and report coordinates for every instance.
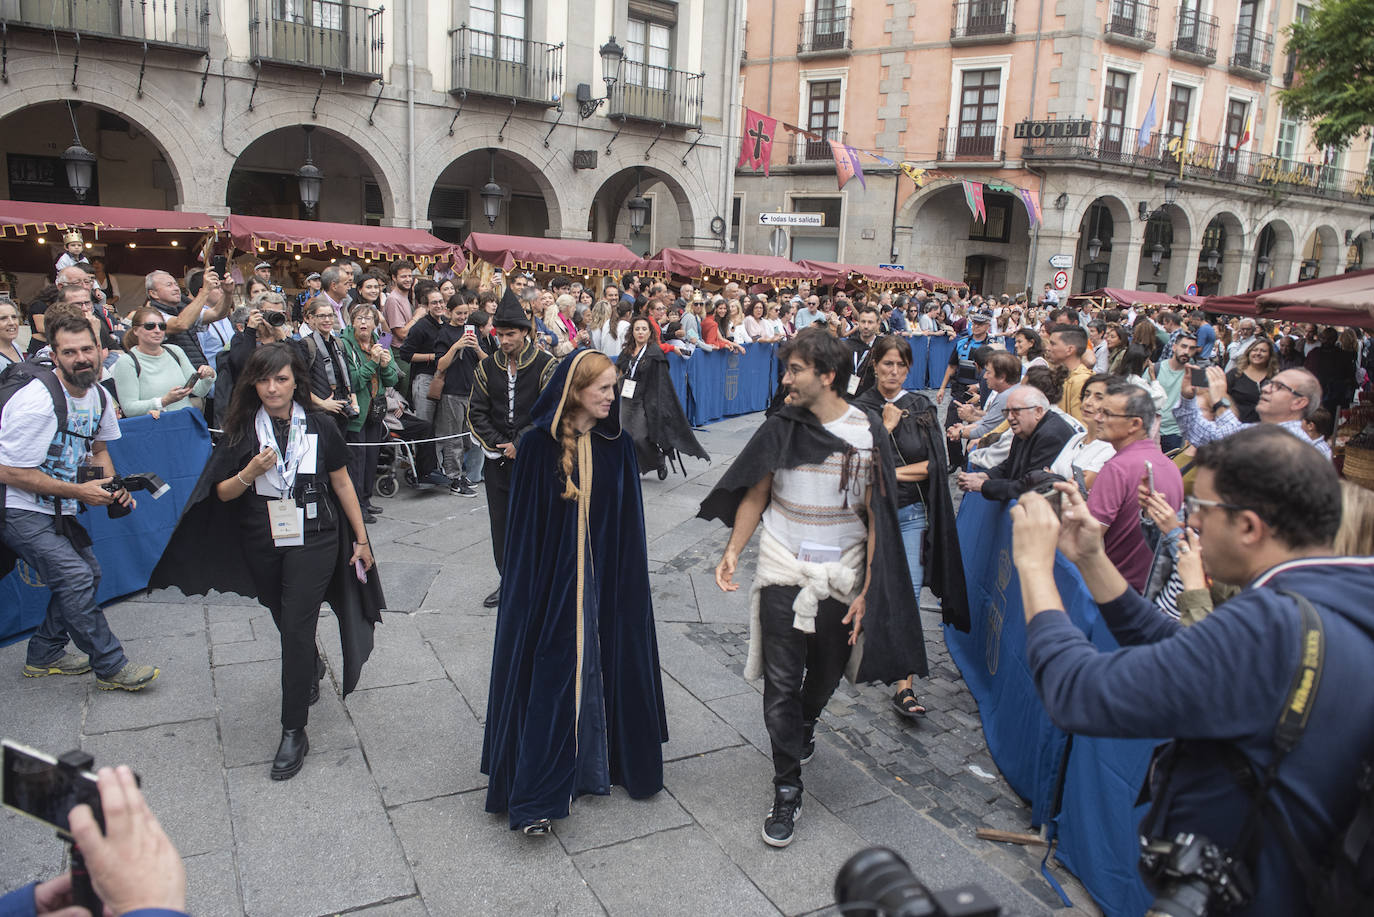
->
[1010,424,1374,917]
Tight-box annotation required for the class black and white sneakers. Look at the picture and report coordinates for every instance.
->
[762,784,803,848]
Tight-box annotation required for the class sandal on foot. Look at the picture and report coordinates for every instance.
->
[891,687,927,720]
[521,818,553,836]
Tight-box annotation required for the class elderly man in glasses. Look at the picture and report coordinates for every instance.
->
[1086,381,1184,591]
[1173,365,1330,460]
[957,385,1075,501]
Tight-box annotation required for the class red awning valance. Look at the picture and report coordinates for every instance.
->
[462,232,660,278]
[1071,287,1185,308]
[1204,268,1374,329]
[794,260,960,291]
[0,200,217,237]
[654,248,822,285]
[224,215,459,267]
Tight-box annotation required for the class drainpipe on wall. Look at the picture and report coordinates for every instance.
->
[1023,0,1046,293]
[405,0,416,228]
[721,2,743,252]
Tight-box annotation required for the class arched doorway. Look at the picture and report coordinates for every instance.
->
[0,102,181,208]
[426,148,558,244]
[1252,220,1295,291]
[587,166,697,257]
[1195,212,1244,296]
[1076,196,1131,291]
[1135,203,1191,293]
[902,183,1031,295]
[228,126,387,224]
[1299,225,1342,280]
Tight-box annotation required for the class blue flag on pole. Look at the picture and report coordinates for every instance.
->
[1137,88,1158,150]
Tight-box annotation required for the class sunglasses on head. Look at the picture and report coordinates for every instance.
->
[140,321,168,331]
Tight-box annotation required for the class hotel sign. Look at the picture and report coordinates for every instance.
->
[1013,120,1093,140]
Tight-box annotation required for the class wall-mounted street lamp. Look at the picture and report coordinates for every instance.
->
[1204,248,1220,272]
[480,149,502,228]
[1138,177,1181,222]
[577,36,626,119]
[296,126,324,218]
[627,167,649,235]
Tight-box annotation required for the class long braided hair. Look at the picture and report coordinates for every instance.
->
[557,352,615,500]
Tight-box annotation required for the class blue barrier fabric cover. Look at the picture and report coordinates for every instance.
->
[944,493,1155,917]
[926,335,955,389]
[0,409,213,646]
[679,344,777,426]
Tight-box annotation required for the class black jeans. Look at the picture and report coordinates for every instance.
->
[759,584,853,790]
[244,526,337,729]
[347,419,384,505]
[484,456,513,574]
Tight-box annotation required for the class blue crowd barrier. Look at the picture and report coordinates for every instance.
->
[0,409,212,647]
[944,493,1155,916]
[679,343,777,426]
[926,335,955,389]
[901,336,928,390]
[667,351,691,419]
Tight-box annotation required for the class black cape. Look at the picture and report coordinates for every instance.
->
[697,403,931,682]
[148,414,383,695]
[852,388,970,632]
[481,349,667,829]
[616,344,709,475]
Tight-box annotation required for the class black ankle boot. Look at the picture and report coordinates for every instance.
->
[308,655,325,706]
[270,728,309,781]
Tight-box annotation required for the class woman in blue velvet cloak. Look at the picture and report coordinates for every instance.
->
[480,348,668,834]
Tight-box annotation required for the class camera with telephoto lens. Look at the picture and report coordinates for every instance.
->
[1139,832,1251,917]
[75,465,169,519]
[264,309,287,327]
[835,847,1001,917]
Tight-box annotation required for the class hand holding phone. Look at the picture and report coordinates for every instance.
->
[354,558,367,583]
[1190,366,1209,388]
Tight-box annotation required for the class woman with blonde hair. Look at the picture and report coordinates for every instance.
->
[482,349,667,836]
[1334,480,1374,556]
[110,305,214,416]
[1226,335,1279,423]
[726,299,751,345]
[542,292,582,357]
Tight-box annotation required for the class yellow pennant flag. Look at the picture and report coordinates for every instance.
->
[900,162,927,188]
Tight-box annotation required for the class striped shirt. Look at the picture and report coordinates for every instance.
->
[762,406,873,555]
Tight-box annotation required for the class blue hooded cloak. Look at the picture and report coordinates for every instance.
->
[480,349,668,830]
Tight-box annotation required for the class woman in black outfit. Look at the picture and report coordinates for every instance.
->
[615,315,708,478]
[151,343,378,781]
[853,335,967,719]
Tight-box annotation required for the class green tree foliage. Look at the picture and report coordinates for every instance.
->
[1279,0,1374,150]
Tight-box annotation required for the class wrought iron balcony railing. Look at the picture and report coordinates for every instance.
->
[607,63,703,129]
[1104,0,1157,47]
[1229,24,1273,78]
[789,130,845,165]
[950,0,1013,42]
[1171,6,1218,61]
[450,25,562,106]
[1021,121,1374,204]
[0,0,209,50]
[250,0,384,79]
[937,125,1007,162]
[798,8,852,56]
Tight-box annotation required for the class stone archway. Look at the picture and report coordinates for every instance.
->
[899,182,1033,294]
[586,166,698,256]
[1299,224,1343,279]
[1195,210,1245,295]
[425,147,563,243]
[0,100,187,209]
[1074,195,1133,291]
[226,125,389,224]
[1136,202,1193,293]
[1252,219,1296,291]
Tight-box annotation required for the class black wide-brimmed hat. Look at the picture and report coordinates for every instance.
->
[492,285,531,330]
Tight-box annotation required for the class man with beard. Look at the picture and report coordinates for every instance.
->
[469,289,557,608]
[0,315,159,690]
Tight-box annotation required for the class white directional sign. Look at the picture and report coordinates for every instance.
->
[759,212,825,227]
[1048,254,1074,269]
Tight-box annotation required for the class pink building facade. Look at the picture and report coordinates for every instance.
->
[734,0,1374,296]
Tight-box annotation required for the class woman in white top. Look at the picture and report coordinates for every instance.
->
[742,299,768,342]
[727,300,752,345]
[762,301,788,341]
[109,305,214,417]
[0,299,24,370]
[1050,374,1115,490]
[586,300,618,358]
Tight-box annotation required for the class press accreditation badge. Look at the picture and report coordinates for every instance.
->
[621,380,637,399]
[846,376,860,395]
[267,499,303,544]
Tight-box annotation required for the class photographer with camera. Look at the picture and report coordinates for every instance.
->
[1,764,188,917]
[0,315,159,691]
[296,297,358,433]
[1010,425,1374,916]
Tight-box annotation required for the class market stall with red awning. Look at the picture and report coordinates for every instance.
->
[0,200,218,283]
[462,232,662,279]
[224,215,460,269]
[1070,287,1183,309]
[654,248,823,286]
[1202,268,1374,330]
[795,260,960,292]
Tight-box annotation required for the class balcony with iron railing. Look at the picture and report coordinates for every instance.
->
[0,0,209,51]
[788,130,845,167]
[1104,0,1157,48]
[950,0,1013,43]
[1021,121,1374,204]
[1171,6,1218,63]
[449,25,562,106]
[250,0,384,79]
[1229,24,1273,79]
[937,125,1007,162]
[606,63,703,128]
[798,8,852,57]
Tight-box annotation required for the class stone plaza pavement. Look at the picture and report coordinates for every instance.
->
[0,411,1103,917]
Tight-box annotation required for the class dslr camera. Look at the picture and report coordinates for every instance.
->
[263,309,287,328]
[1140,832,1250,917]
[75,465,169,519]
[835,847,1000,917]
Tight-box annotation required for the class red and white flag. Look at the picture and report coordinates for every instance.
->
[738,108,778,176]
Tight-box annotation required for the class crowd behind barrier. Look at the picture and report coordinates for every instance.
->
[667,342,779,426]
[946,493,1155,917]
[0,409,211,645]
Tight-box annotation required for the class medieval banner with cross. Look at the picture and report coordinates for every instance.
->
[738,108,778,177]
